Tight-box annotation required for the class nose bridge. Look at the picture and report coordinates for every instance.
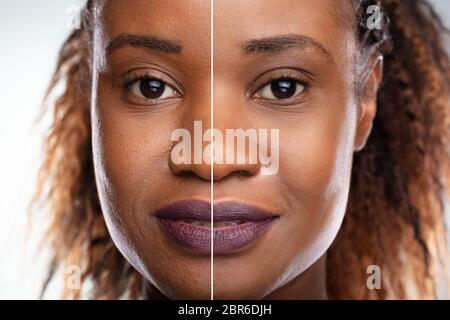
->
[213,82,261,180]
[213,79,241,128]
[187,78,212,124]
[168,80,261,181]
[168,84,211,180]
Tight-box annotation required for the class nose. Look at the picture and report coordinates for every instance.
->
[213,162,260,181]
[172,161,260,182]
[169,135,261,181]
[169,80,262,181]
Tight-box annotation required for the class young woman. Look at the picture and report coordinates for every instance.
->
[33,0,450,299]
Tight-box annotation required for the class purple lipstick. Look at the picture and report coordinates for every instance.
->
[154,199,278,254]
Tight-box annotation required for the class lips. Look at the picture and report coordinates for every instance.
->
[154,199,278,254]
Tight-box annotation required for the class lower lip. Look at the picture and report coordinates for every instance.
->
[157,218,276,254]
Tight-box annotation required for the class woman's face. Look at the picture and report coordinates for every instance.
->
[92,0,376,299]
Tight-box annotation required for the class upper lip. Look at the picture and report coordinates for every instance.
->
[154,199,277,222]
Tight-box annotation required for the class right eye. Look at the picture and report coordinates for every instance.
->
[129,77,179,100]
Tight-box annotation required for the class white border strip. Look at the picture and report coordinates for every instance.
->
[210,0,215,301]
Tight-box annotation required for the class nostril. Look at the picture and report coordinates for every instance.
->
[175,169,251,179]
[173,168,213,182]
[176,170,200,178]
[234,170,252,177]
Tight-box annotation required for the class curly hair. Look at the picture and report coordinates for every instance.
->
[31,0,450,299]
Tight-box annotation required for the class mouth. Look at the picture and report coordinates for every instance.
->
[154,199,278,254]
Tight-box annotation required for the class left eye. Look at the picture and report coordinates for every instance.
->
[257,78,305,100]
[129,78,178,100]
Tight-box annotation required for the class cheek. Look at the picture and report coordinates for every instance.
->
[91,85,176,268]
[92,79,215,298]
[274,99,357,279]
[280,110,354,203]
[91,76,180,207]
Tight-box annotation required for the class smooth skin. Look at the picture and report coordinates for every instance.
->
[92,0,381,299]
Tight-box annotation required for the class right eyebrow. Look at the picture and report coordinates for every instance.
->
[242,34,335,65]
[107,34,183,55]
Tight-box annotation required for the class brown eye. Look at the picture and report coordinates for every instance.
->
[129,78,178,100]
[257,78,305,100]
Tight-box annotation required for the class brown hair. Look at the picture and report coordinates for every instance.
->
[32,0,450,299]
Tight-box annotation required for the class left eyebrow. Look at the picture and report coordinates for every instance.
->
[242,33,335,65]
[107,34,183,55]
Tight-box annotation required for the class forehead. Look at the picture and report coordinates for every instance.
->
[94,0,356,67]
[213,0,354,52]
[93,0,211,71]
[96,0,353,37]
[100,0,210,38]
[214,0,351,32]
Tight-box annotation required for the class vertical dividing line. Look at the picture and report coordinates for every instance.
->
[210,0,214,301]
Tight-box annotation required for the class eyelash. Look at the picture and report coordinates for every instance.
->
[123,74,161,88]
[257,73,309,93]
[270,72,307,83]
[120,70,310,106]
[121,71,181,104]
[249,71,311,107]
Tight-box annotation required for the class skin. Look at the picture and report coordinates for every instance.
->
[91,0,381,299]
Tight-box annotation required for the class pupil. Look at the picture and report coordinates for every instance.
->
[140,79,165,99]
[270,79,296,99]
